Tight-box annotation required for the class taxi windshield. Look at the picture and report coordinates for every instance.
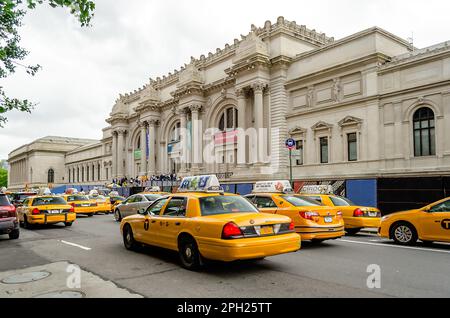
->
[199,196,259,216]
[329,196,355,206]
[33,197,67,206]
[282,195,322,207]
[144,194,163,202]
[67,195,89,202]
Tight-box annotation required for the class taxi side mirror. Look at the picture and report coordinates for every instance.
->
[138,208,146,215]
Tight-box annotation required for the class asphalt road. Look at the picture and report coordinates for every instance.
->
[1,214,450,298]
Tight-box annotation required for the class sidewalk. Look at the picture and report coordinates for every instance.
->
[0,261,143,298]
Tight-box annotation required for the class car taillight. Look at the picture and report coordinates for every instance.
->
[289,221,295,231]
[69,206,75,213]
[6,205,16,217]
[70,203,76,207]
[32,208,40,215]
[336,211,343,218]
[299,211,319,220]
[353,208,364,217]
[222,222,243,239]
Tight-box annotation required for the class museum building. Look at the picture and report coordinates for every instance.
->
[7,17,450,213]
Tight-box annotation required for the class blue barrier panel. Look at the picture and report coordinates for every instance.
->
[236,184,253,196]
[52,186,66,194]
[346,179,377,208]
[222,184,236,194]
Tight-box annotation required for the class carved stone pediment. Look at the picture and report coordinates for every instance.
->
[338,116,363,128]
[311,121,333,132]
[110,98,128,116]
[233,31,269,64]
[177,64,204,87]
[289,126,307,136]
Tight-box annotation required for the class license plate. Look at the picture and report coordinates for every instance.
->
[48,210,61,214]
[369,212,377,217]
[324,217,333,223]
[260,226,274,236]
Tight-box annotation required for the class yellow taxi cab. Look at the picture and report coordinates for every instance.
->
[88,190,111,214]
[120,175,300,270]
[244,181,345,243]
[61,194,97,217]
[379,197,450,246]
[17,195,76,228]
[140,186,171,196]
[300,186,381,235]
[110,195,126,213]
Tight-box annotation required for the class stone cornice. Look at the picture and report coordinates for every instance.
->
[225,54,271,78]
[285,53,390,89]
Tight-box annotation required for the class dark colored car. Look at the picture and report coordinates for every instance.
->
[0,193,20,240]
[10,192,37,208]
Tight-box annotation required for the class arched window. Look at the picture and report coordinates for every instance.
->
[218,107,238,131]
[170,122,181,142]
[413,107,436,157]
[48,169,55,184]
[137,136,141,149]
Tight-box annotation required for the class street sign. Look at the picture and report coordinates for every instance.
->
[285,138,296,150]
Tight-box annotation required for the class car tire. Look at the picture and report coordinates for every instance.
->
[422,240,434,246]
[9,229,20,240]
[123,224,138,251]
[178,236,202,271]
[311,239,325,244]
[65,222,73,227]
[391,222,418,246]
[23,216,32,229]
[114,210,122,222]
[346,228,361,236]
[87,213,94,217]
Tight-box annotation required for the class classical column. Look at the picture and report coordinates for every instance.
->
[147,120,157,176]
[190,105,202,172]
[111,131,118,178]
[236,88,247,167]
[139,121,148,176]
[117,130,125,178]
[252,82,266,164]
[179,108,188,173]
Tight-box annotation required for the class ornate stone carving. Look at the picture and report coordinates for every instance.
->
[148,119,160,126]
[177,63,204,87]
[235,88,246,98]
[189,104,202,113]
[332,78,341,102]
[306,86,314,107]
[233,31,269,63]
[251,81,267,93]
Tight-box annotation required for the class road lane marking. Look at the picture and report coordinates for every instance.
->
[338,239,450,254]
[60,240,91,251]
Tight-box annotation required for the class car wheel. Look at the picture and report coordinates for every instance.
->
[422,240,434,246]
[65,222,73,227]
[123,224,138,251]
[23,216,32,229]
[178,236,202,271]
[9,229,20,240]
[114,210,122,222]
[346,228,361,236]
[311,239,325,244]
[391,222,418,246]
[87,213,94,217]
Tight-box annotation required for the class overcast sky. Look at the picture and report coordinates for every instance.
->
[1,0,449,159]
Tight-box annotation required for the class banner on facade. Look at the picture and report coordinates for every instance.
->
[214,130,238,145]
[134,150,142,160]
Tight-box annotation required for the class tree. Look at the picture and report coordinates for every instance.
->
[0,167,7,187]
[0,0,95,127]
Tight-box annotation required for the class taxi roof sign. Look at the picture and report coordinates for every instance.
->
[144,186,162,193]
[300,185,334,194]
[178,175,224,193]
[253,181,293,194]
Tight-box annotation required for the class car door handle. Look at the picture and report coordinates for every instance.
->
[435,220,441,223]
[151,220,156,224]
[175,222,181,226]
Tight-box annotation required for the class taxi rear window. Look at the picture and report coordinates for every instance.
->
[32,197,67,206]
[67,195,89,202]
[329,196,355,206]
[199,196,259,216]
[282,195,322,207]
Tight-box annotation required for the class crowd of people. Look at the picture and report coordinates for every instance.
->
[111,174,180,188]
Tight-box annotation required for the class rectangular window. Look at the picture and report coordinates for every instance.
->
[296,140,304,166]
[320,137,328,164]
[347,133,358,162]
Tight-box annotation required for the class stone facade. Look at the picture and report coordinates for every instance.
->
[7,17,450,192]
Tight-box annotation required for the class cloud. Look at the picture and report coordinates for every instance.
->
[1,0,449,158]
